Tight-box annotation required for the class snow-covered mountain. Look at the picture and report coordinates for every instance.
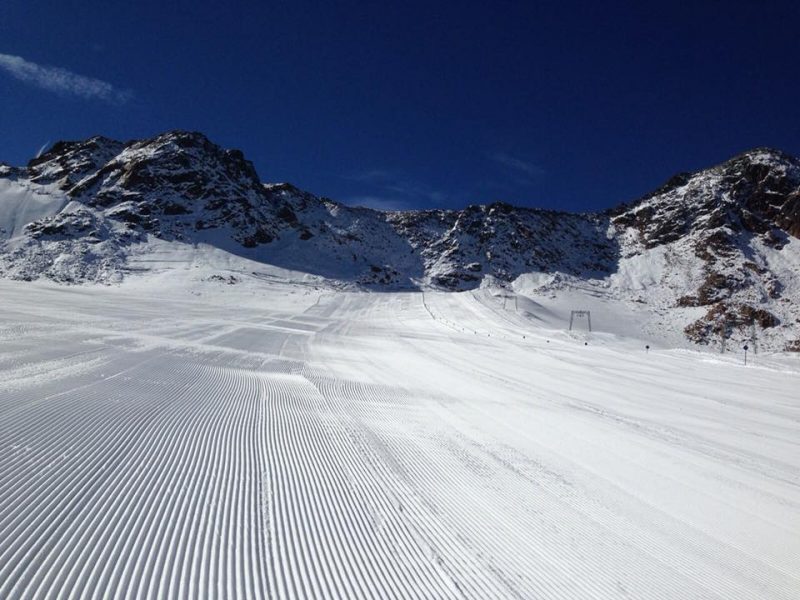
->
[0,131,614,287]
[608,148,800,351]
[1,130,798,350]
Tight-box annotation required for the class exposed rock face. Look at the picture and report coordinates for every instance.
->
[388,202,617,289]
[612,149,800,247]
[0,131,616,288]
[1,131,798,348]
[32,131,299,248]
[611,148,800,346]
[27,137,125,189]
[1,132,322,281]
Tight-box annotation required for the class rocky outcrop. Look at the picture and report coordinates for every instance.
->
[612,148,800,346]
[0,131,619,288]
[1,132,798,348]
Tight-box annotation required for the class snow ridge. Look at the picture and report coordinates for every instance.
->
[1,132,799,349]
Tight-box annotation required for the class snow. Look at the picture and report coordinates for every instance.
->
[1,134,799,595]
[1,270,798,599]
[2,133,798,350]
[0,179,66,240]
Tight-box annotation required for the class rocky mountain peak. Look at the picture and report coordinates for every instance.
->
[608,146,800,348]
[120,130,260,181]
[1,132,798,350]
[718,147,800,238]
[613,146,800,248]
[27,135,125,189]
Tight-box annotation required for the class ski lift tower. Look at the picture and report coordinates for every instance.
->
[569,310,592,332]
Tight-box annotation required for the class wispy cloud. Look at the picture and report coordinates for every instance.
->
[35,141,50,158]
[345,169,446,206]
[489,152,544,183]
[0,53,131,104]
[344,196,415,212]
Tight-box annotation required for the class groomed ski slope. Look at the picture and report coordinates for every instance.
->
[0,276,798,599]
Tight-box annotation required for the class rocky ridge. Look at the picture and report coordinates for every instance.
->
[1,131,798,350]
[610,148,800,347]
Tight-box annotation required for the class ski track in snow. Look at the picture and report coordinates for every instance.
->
[0,281,799,599]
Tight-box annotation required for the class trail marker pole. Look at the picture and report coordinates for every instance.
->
[743,344,748,366]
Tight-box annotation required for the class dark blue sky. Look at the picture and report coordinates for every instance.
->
[1,1,798,212]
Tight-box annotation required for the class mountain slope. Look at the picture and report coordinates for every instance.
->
[608,148,800,350]
[1,131,798,350]
[1,277,798,599]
